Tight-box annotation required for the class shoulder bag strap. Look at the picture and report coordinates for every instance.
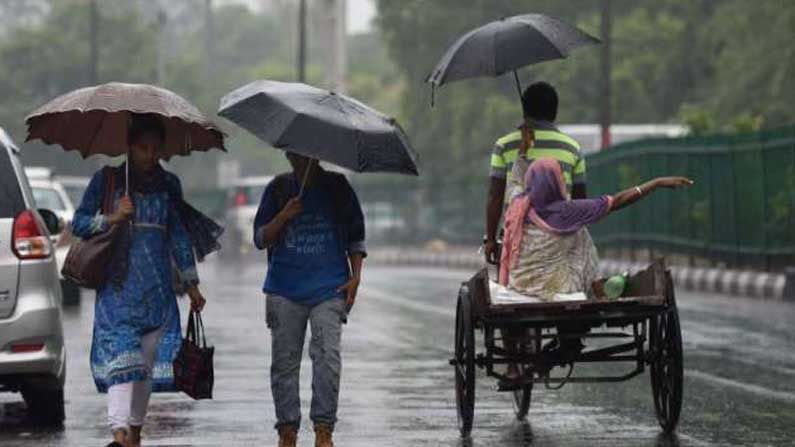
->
[101,167,116,216]
[194,311,208,349]
[186,310,197,344]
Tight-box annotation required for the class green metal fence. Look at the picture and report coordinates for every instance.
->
[587,126,795,270]
[348,126,795,271]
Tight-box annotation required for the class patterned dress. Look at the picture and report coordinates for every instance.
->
[72,167,198,393]
[507,225,600,301]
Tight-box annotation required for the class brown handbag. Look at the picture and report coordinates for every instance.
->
[61,168,123,289]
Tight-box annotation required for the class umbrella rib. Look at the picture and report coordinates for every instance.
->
[84,112,110,156]
[518,16,570,58]
[334,96,364,170]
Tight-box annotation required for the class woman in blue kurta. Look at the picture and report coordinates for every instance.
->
[72,114,219,447]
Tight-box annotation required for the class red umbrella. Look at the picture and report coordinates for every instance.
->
[25,82,225,159]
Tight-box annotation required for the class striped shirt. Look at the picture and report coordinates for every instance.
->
[489,121,585,196]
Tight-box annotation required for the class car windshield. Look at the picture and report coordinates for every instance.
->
[32,187,65,211]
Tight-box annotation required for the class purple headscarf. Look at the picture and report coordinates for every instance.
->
[499,158,612,285]
[524,159,613,235]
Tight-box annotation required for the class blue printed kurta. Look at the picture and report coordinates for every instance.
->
[72,167,198,393]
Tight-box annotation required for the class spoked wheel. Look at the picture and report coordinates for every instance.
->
[454,287,476,437]
[649,276,683,433]
[511,369,532,420]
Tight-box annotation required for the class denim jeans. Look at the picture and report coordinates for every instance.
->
[266,295,345,430]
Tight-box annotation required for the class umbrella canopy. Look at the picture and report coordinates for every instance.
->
[426,14,600,93]
[25,82,225,159]
[218,80,419,176]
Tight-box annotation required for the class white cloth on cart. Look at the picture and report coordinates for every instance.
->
[489,281,587,306]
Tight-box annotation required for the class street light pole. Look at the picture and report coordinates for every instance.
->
[600,0,612,149]
[297,0,307,82]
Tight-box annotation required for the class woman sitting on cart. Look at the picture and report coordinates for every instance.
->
[499,157,692,369]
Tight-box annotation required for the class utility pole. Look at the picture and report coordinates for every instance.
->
[156,8,167,86]
[297,0,307,82]
[89,0,99,85]
[600,0,612,149]
[205,0,215,82]
[323,0,346,92]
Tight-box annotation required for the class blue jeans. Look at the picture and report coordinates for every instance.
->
[266,295,345,430]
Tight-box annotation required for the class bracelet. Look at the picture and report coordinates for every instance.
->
[635,186,643,195]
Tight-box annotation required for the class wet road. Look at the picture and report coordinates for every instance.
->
[2,259,794,446]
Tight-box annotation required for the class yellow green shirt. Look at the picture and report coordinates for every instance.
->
[489,121,585,193]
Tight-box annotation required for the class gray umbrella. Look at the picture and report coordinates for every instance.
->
[426,14,600,101]
[218,80,419,176]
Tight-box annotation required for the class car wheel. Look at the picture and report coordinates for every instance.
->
[60,279,81,305]
[22,375,65,426]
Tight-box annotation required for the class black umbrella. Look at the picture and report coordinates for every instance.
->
[426,14,600,103]
[218,80,419,176]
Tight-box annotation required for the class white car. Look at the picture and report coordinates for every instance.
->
[54,175,89,211]
[0,130,66,426]
[24,168,80,305]
[223,176,273,257]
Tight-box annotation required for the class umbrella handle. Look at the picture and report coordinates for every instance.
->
[298,158,316,198]
[125,150,130,195]
[513,70,523,103]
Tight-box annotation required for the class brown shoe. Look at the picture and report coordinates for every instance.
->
[314,424,334,447]
[278,425,298,447]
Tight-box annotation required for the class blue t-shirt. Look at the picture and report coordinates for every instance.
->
[255,179,349,305]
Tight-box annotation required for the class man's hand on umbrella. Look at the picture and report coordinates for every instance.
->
[278,197,303,222]
[109,196,135,225]
[338,275,361,310]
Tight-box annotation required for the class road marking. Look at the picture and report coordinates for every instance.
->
[687,369,795,403]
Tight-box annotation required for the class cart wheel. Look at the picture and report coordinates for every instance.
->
[512,377,532,420]
[454,286,476,437]
[650,276,683,433]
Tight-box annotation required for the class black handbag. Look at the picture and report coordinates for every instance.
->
[61,167,123,289]
[173,310,214,400]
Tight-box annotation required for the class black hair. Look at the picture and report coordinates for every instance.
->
[128,113,166,145]
[521,82,558,122]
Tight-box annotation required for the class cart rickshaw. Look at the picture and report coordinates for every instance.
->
[450,259,683,436]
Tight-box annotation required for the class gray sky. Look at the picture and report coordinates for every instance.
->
[218,0,375,34]
[347,0,375,34]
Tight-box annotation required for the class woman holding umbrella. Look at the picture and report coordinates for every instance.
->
[26,83,225,447]
[71,114,205,446]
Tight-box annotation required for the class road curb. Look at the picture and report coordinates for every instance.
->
[369,249,789,301]
[598,260,786,301]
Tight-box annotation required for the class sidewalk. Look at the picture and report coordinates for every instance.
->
[368,246,791,301]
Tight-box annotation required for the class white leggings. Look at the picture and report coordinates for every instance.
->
[107,325,165,432]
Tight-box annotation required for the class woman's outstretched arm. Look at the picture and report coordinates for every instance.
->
[610,177,693,212]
